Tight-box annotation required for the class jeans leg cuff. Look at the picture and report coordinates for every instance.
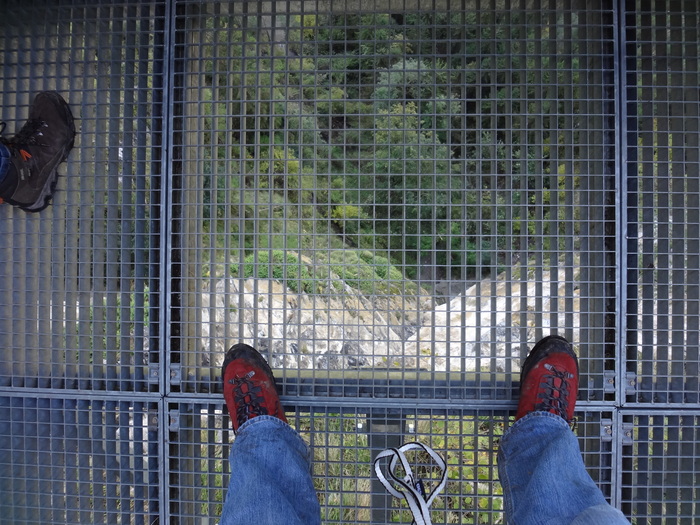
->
[502,411,572,442]
[234,415,313,471]
[237,414,291,433]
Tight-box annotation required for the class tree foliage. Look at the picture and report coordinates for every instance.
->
[199,10,585,282]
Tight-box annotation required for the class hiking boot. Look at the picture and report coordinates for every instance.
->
[0,91,76,212]
[515,335,579,423]
[222,343,287,433]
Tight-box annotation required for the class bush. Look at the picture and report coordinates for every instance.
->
[324,250,415,296]
[231,251,314,294]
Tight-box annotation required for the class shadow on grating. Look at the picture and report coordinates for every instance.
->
[0,395,160,524]
[621,412,700,522]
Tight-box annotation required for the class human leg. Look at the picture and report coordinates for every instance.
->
[498,335,630,525]
[0,142,9,182]
[219,344,320,525]
[498,412,629,525]
[219,416,320,525]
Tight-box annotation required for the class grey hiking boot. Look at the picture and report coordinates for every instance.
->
[0,91,76,212]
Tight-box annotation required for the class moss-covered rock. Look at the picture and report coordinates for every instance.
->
[322,250,418,297]
[231,249,419,298]
[231,250,314,293]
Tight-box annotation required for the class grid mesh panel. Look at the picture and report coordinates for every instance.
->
[172,0,616,401]
[626,4,700,404]
[167,404,614,524]
[0,395,160,524]
[0,1,163,392]
[0,1,699,522]
[621,412,700,523]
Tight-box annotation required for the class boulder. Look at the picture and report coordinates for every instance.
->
[200,253,580,374]
[201,277,420,371]
[406,265,581,372]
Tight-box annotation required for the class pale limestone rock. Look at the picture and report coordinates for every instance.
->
[201,277,413,371]
[407,265,581,372]
[200,257,580,374]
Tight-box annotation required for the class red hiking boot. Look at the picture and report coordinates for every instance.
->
[222,343,287,433]
[515,335,579,424]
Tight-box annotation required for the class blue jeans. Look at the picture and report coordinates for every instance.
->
[220,412,630,525]
[219,416,321,525]
[0,143,9,183]
[498,411,630,525]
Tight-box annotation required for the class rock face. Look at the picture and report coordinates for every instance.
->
[201,277,423,370]
[200,254,580,374]
[407,266,581,372]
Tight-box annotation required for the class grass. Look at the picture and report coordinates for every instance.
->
[298,413,505,524]
[320,250,419,297]
[229,247,420,299]
[193,411,506,523]
[231,250,315,293]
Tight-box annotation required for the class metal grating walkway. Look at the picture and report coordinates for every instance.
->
[0,0,698,523]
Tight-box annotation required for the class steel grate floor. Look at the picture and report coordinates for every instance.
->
[0,1,699,523]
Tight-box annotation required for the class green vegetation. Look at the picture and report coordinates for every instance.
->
[322,250,415,297]
[231,251,314,293]
[302,413,505,523]
[198,10,587,285]
[230,249,419,298]
[202,413,506,523]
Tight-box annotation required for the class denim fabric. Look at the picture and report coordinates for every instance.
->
[497,411,630,525]
[220,411,630,525]
[0,143,9,182]
[219,415,321,525]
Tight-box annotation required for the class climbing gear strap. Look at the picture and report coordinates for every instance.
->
[373,442,447,525]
